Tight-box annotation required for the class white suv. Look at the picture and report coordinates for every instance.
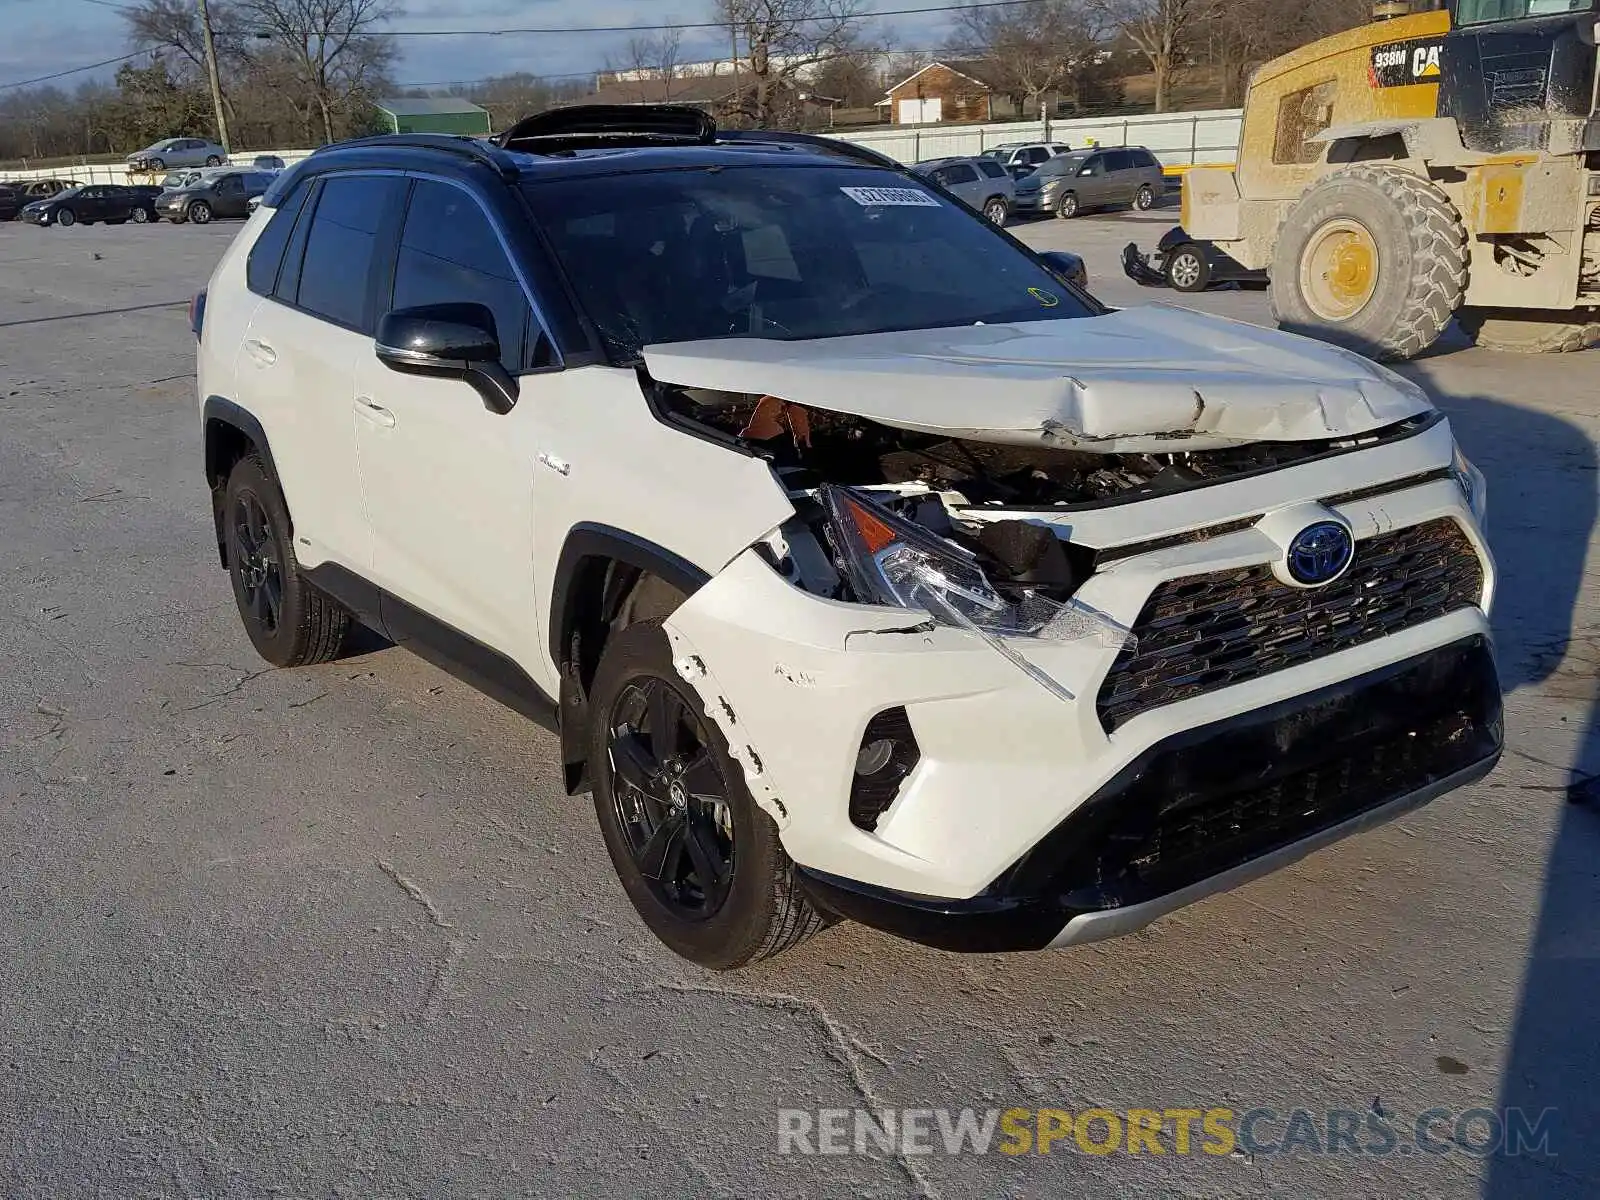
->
[194,107,1502,969]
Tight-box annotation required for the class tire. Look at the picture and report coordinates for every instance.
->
[982,196,1009,226]
[1269,164,1466,362]
[205,155,223,166]
[55,207,75,227]
[1135,183,1155,211]
[1056,191,1079,219]
[1165,245,1211,292]
[588,619,825,970]
[188,200,213,225]
[223,453,350,668]
[129,206,149,224]
[1457,306,1600,354]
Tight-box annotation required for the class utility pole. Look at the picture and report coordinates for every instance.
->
[197,0,231,153]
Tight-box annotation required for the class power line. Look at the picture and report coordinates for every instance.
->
[223,0,1034,38]
[0,50,147,92]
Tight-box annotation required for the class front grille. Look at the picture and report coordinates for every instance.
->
[1097,518,1483,731]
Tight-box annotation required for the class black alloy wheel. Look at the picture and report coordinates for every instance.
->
[229,489,285,640]
[606,677,736,920]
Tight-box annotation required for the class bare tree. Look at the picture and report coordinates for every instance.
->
[717,0,865,128]
[1088,0,1214,112]
[238,0,398,144]
[617,27,686,104]
[949,0,1100,122]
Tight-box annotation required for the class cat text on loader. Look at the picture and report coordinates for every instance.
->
[1183,0,1600,358]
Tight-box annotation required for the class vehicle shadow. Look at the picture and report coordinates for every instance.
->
[1413,383,1600,1195]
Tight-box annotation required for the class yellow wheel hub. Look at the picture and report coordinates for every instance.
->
[1299,219,1379,322]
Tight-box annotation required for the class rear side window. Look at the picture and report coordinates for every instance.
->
[390,178,534,371]
[247,179,310,297]
[295,175,401,331]
[977,160,1006,179]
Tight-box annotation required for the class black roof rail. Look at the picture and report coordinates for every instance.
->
[315,133,523,179]
[715,128,902,169]
[498,105,717,152]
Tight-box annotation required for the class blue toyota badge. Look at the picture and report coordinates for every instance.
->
[1286,522,1354,586]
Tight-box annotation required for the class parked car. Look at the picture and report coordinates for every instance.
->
[127,137,228,171]
[193,106,1500,970]
[1012,146,1165,219]
[1123,225,1269,292]
[911,156,1014,225]
[981,142,1072,180]
[19,183,158,227]
[158,170,273,224]
[252,155,288,172]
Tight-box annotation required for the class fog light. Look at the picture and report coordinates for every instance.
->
[848,708,920,832]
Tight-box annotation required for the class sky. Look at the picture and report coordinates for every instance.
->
[0,0,965,95]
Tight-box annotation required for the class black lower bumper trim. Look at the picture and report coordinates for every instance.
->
[800,636,1503,953]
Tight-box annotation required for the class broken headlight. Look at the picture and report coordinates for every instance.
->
[1450,444,1487,523]
[819,485,1133,701]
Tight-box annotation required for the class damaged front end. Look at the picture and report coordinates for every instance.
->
[641,318,1497,944]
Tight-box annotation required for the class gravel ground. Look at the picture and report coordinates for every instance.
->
[1,209,1596,1199]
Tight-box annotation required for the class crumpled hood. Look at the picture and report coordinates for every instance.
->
[642,304,1434,452]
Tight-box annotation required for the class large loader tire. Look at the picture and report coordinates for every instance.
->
[1457,307,1600,354]
[1270,164,1467,362]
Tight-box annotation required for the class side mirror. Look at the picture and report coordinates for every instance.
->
[375,302,519,415]
[1037,250,1088,291]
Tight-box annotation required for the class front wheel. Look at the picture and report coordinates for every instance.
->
[223,453,350,667]
[1055,191,1079,219]
[1270,164,1466,361]
[188,200,212,225]
[1135,183,1155,211]
[129,206,149,224]
[589,620,825,969]
[982,196,1009,226]
[55,207,75,227]
[1165,245,1210,292]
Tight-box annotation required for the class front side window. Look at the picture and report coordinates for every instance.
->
[523,165,1095,360]
[390,179,533,371]
[1454,0,1592,23]
[294,174,402,331]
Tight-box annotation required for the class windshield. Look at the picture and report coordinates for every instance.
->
[1454,0,1593,21]
[523,165,1093,359]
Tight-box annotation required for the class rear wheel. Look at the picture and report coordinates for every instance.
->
[1271,165,1466,361]
[588,620,824,969]
[1056,191,1079,219]
[1135,183,1155,211]
[982,196,1009,226]
[55,207,75,227]
[188,200,212,225]
[1457,307,1600,353]
[223,453,350,667]
[1165,245,1210,292]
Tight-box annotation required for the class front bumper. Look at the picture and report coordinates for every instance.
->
[798,636,1502,951]
[1122,241,1167,286]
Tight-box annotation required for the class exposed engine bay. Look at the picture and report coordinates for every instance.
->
[654,381,1422,606]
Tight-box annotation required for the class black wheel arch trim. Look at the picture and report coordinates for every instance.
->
[549,523,713,794]
[203,395,282,568]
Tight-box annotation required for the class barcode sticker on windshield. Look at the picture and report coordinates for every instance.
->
[841,186,941,208]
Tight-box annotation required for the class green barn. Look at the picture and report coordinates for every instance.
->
[376,98,493,137]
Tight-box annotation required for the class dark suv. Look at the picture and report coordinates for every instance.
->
[159,169,273,224]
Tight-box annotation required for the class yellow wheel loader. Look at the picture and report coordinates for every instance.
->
[1182,0,1600,358]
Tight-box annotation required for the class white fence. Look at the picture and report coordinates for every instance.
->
[829,108,1243,168]
[3,107,1242,185]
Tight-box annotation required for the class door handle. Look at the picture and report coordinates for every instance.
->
[243,338,276,366]
[354,396,396,428]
